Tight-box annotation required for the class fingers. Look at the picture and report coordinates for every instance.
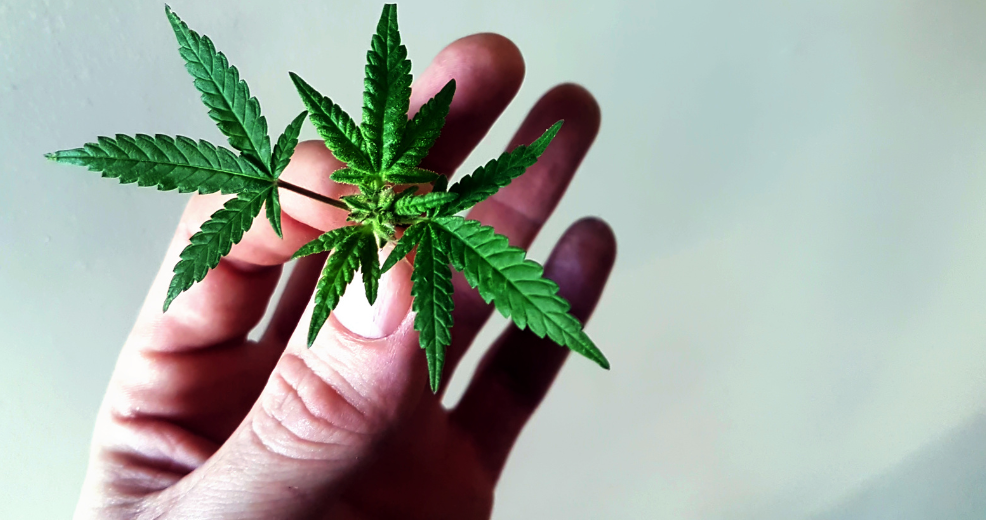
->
[451,218,617,480]
[110,33,530,515]
[127,142,346,355]
[466,83,602,246]
[128,33,525,355]
[153,259,420,519]
[260,252,329,346]
[412,33,525,176]
[441,83,602,393]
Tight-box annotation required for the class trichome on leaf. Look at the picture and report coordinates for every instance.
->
[46,3,608,392]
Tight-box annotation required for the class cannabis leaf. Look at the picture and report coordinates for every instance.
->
[440,121,563,216]
[290,5,454,192]
[167,5,272,171]
[361,3,412,171]
[307,226,364,346]
[431,216,608,368]
[290,4,607,391]
[49,3,609,397]
[49,5,306,310]
[410,225,454,392]
[165,187,270,310]
[45,134,272,194]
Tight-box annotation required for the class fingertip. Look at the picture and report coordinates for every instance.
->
[412,33,526,175]
[526,83,602,148]
[546,217,617,320]
[551,83,601,124]
[433,32,525,90]
[567,216,617,259]
[441,32,525,112]
[331,256,413,341]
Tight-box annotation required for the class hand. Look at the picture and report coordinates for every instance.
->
[75,33,617,520]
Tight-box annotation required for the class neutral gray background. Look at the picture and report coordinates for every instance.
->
[4,0,986,518]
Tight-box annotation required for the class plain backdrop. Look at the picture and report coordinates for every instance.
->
[4,0,986,518]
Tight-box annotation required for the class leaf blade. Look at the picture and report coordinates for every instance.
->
[440,121,563,215]
[431,215,609,369]
[166,6,272,171]
[47,134,272,195]
[329,168,366,185]
[290,72,373,172]
[293,225,360,259]
[394,191,458,216]
[271,111,307,177]
[361,3,412,171]
[265,187,283,238]
[164,187,269,311]
[358,232,381,305]
[381,223,425,273]
[308,229,363,346]
[392,78,455,171]
[412,225,454,392]
[381,168,439,185]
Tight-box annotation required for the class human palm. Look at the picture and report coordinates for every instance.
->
[76,33,616,520]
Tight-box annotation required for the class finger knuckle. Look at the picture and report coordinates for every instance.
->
[250,351,384,462]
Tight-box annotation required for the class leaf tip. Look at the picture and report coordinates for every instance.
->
[545,119,564,139]
[288,71,306,90]
[162,294,176,313]
[164,3,179,24]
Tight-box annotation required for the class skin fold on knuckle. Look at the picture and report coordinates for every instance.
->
[251,350,385,462]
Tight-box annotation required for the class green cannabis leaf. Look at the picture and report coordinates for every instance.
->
[440,121,563,216]
[165,188,270,311]
[47,3,608,394]
[47,5,339,309]
[432,216,608,368]
[166,5,272,170]
[45,135,271,194]
[410,226,454,392]
[362,3,412,171]
[293,4,608,390]
[307,226,364,346]
[272,111,308,178]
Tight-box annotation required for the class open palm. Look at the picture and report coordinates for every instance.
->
[76,34,616,520]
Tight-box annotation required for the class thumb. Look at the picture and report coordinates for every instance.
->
[159,255,424,518]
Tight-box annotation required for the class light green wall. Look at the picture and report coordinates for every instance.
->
[4,0,986,518]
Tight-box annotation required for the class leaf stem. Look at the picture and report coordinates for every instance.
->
[276,179,348,210]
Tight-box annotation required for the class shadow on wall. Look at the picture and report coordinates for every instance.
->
[815,413,986,520]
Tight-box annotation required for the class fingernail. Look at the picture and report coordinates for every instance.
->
[332,248,413,339]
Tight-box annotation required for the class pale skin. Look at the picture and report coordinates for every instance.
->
[75,33,617,519]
